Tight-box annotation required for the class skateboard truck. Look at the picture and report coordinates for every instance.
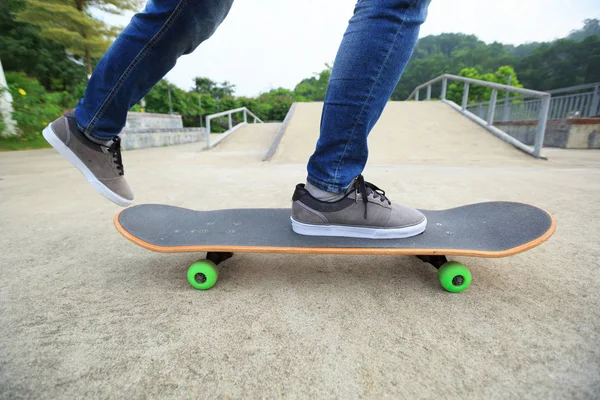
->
[200,252,469,292]
[185,252,234,291]
[206,252,233,265]
[416,255,448,269]
[416,255,470,289]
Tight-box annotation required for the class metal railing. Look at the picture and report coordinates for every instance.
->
[205,107,263,149]
[407,74,551,158]
[467,82,600,122]
[547,82,600,119]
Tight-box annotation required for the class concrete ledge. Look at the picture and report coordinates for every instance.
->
[120,128,206,150]
[125,112,183,130]
[495,118,600,149]
[263,102,297,161]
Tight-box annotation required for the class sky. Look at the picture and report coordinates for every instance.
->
[100,0,600,97]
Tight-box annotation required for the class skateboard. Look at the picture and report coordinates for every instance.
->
[114,202,556,293]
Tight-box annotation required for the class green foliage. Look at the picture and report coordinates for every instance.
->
[15,0,141,74]
[392,33,523,100]
[568,18,600,41]
[446,66,523,104]
[194,78,236,99]
[0,71,88,149]
[393,19,600,99]
[0,85,6,135]
[0,132,50,150]
[5,72,74,137]
[256,89,295,121]
[0,110,6,138]
[517,36,600,90]
[143,81,299,125]
[294,65,331,101]
[0,0,88,90]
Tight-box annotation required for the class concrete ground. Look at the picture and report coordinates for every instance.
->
[1,103,599,399]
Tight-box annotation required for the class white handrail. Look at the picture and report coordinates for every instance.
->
[407,74,551,158]
[205,107,263,149]
[407,74,548,100]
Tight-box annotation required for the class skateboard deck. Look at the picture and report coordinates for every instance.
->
[114,202,556,292]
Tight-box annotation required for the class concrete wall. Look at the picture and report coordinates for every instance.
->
[569,122,600,148]
[495,119,600,149]
[120,128,205,150]
[119,112,206,150]
[124,112,183,130]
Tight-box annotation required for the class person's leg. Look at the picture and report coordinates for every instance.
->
[307,0,430,193]
[44,0,234,206]
[292,0,431,239]
[76,0,234,142]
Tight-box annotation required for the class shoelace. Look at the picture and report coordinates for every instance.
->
[107,137,124,176]
[355,175,391,219]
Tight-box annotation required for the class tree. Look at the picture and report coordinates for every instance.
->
[0,0,87,90]
[194,77,236,99]
[447,66,523,105]
[257,88,295,120]
[568,18,600,41]
[510,42,543,58]
[16,0,141,76]
[294,64,331,101]
[517,36,600,90]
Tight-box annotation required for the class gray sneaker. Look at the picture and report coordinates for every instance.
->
[43,114,134,207]
[291,175,426,239]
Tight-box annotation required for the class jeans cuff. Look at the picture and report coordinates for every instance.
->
[76,120,115,144]
[306,175,351,195]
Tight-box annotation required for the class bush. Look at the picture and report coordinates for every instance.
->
[0,85,6,135]
[5,72,81,138]
[0,110,6,136]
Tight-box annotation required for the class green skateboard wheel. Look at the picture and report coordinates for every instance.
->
[187,260,219,290]
[438,261,471,293]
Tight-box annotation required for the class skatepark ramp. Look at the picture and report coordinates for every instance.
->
[208,122,281,161]
[205,107,264,149]
[407,74,552,158]
[265,101,536,166]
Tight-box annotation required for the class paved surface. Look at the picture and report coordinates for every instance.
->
[1,103,599,399]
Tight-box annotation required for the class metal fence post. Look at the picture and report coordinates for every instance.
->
[487,89,497,125]
[461,83,470,110]
[567,96,574,117]
[441,78,447,100]
[426,85,431,101]
[590,84,600,117]
[228,113,232,131]
[583,93,590,117]
[503,99,511,121]
[534,95,551,157]
[243,108,247,123]
[205,117,211,149]
[574,95,581,117]
[415,90,419,101]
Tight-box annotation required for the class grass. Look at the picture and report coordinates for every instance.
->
[0,134,51,151]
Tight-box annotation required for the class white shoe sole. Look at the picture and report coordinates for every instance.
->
[290,217,427,239]
[43,125,133,207]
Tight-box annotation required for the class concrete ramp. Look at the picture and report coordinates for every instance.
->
[269,101,533,166]
[209,122,280,161]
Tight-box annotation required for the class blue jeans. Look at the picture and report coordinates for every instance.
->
[75,0,430,193]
